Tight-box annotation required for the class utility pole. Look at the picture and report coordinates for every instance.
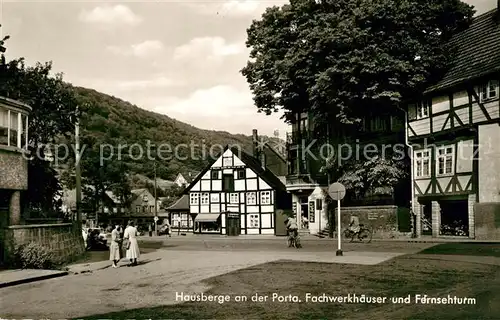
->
[75,106,82,224]
[154,155,158,236]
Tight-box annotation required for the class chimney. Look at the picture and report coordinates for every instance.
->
[252,129,258,157]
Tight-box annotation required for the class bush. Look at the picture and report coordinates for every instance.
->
[14,242,57,269]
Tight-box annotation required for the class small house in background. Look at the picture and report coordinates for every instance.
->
[174,171,201,188]
[126,188,166,228]
[183,144,292,235]
[173,173,188,187]
[166,194,193,232]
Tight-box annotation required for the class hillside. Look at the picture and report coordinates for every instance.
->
[71,86,283,182]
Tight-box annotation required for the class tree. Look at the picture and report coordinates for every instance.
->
[0,29,79,216]
[338,156,408,200]
[241,0,474,125]
[160,184,184,208]
[79,133,131,220]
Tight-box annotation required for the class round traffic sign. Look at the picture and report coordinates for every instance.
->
[328,182,346,200]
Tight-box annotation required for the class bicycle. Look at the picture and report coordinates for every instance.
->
[287,230,302,249]
[343,224,372,243]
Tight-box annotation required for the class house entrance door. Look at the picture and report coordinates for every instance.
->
[226,213,240,236]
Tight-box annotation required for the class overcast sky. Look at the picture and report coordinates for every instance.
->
[1,0,497,138]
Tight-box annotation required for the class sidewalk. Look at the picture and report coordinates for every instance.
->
[0,269,68,288]
[138,234,500,243]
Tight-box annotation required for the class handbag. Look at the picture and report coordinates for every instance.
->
[123,238,130,250]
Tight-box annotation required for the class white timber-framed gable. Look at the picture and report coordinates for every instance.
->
[184,146,285,235]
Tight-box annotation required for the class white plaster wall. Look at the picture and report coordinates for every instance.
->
[456,139,474,173]
[432,95,450,113]
[201,180,211,190]
[190,206,199,214]
[247,179,258,190]
[478,124,500,202]
[192,182,200,191]
[261,213,272,228]
[261,229,274,235]
[261,205,274,213]
[247,206,259,213]
[235,180,245,191]
[221,213,226,227]
[453,90,469,107]
[212,180,222,191]
[246,168,257,178]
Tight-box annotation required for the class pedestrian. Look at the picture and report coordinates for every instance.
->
[165,219,171,237]
[123,220,140,266]
[148,223,152,237]
[109,225,121,268]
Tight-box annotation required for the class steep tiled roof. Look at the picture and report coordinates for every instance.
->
[425,9,500,93]
[105,190,121,203]
[166,194,189,211]
[183,145,287,194]
[233,147,287,191]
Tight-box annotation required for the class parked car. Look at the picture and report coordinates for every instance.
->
[83,228,108,250]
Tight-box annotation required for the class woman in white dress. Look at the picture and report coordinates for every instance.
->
[109,225,122,268]
[124,220,140,266]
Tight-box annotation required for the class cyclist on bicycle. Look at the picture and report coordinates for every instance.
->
[349,215,360,233]
[284,217,298,246]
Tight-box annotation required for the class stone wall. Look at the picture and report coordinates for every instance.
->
[337,205,409,239]
[474,202,500,240]
[2,222,85,267]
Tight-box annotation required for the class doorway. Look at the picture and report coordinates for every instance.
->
[421,201,432,236]
[226,213,240,236]
[300,197,309,229]
[439,199,469,236]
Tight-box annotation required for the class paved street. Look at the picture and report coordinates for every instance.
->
[0,239,432,319]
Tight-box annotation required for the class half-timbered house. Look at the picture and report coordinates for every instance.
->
[406,7,500,239]
[183,145,292,235]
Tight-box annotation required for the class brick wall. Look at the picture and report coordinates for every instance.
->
[337,205,409,239]
[2,222,85,267]
[432,201,441,237]
[413,196,421,236]
[474,202,500,240]
[468,194,475,238]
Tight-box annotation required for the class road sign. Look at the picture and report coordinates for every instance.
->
[328,182,346,201]
[154,216,158,222]
[328,182,346,256]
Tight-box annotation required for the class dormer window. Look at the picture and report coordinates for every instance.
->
[416,100,430,119]
[478,80,499,102]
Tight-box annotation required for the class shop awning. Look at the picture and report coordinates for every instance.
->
[195,213,221,222]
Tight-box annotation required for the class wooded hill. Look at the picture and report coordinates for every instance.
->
[70,86,282,183]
